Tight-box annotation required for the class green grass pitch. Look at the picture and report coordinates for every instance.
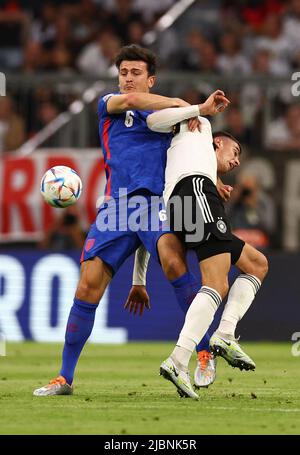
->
[0,341,299,435]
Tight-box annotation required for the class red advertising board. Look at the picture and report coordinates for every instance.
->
[0,149,106,241]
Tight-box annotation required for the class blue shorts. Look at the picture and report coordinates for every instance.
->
[80,190,171,274]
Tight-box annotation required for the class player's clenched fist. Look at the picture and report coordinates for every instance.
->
[199,90,230,116]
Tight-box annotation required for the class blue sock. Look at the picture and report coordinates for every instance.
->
[60,298,98,385]
[196,331,211,352]
[170,272,220,353]
[196,305,223,352]
[170,271,200,312]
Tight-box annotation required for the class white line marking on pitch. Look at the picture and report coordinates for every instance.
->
[203,406,300,413]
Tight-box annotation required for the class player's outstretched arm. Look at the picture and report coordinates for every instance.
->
[107,92,189,114]
[147,90,230,133]
[147,105,201,132]
[124,245,151,316]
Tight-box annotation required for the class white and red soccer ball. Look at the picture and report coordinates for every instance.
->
[40,165,82,208]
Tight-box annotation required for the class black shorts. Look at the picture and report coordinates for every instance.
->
[193,233,245,263]
[167,175,245,264]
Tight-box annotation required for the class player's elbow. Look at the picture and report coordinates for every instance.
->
[125,93,139,109]
[146,113,156,131]
[146,113,163,132]
[111,93,139,112]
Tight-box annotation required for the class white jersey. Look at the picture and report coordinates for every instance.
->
[163,116,217,203]
[133,105,218,286]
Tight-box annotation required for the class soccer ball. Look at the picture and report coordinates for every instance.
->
[40,166,82,208]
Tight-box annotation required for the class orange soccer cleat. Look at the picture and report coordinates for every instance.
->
[33,375,73,396]
[194,350,217,388]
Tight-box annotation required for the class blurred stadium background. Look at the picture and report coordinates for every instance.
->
[0,0,300,348]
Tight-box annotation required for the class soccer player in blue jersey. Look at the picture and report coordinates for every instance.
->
[33,45,229,396]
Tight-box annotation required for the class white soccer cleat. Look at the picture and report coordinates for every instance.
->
[33,376,73,396]
[160,357,199,400]
[209,332,256,371]
[194,350,217,388]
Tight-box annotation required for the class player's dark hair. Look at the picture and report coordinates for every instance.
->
[212,131,242,154]
[115,44,157,76]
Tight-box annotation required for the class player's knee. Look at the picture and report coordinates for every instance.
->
[203,279,228,300]
[161,255,187,281]
[249,251,269,281]
[76,283,92,301]
[76,281,101,303]
[258,253,268,281]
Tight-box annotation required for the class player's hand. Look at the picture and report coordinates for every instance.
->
[217,180,233,202]
[199,90,230,116]
[188,117,201,132]
[124,285,151,316]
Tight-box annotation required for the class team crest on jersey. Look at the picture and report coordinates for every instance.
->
[103,93,114,102]
[217,219,227,233]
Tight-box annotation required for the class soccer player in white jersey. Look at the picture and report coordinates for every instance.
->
[126,102,268,398]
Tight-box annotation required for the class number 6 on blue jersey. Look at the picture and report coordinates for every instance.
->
[125,110,134,127]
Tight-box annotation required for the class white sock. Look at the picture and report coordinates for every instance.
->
[218,274,261,338]
[171,286,222,369]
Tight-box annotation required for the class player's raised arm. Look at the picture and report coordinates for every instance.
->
[124,245,151,316]
[147,90,230,133]
[107,92,189,114]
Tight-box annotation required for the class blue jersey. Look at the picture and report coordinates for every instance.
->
[98,93,172,199]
